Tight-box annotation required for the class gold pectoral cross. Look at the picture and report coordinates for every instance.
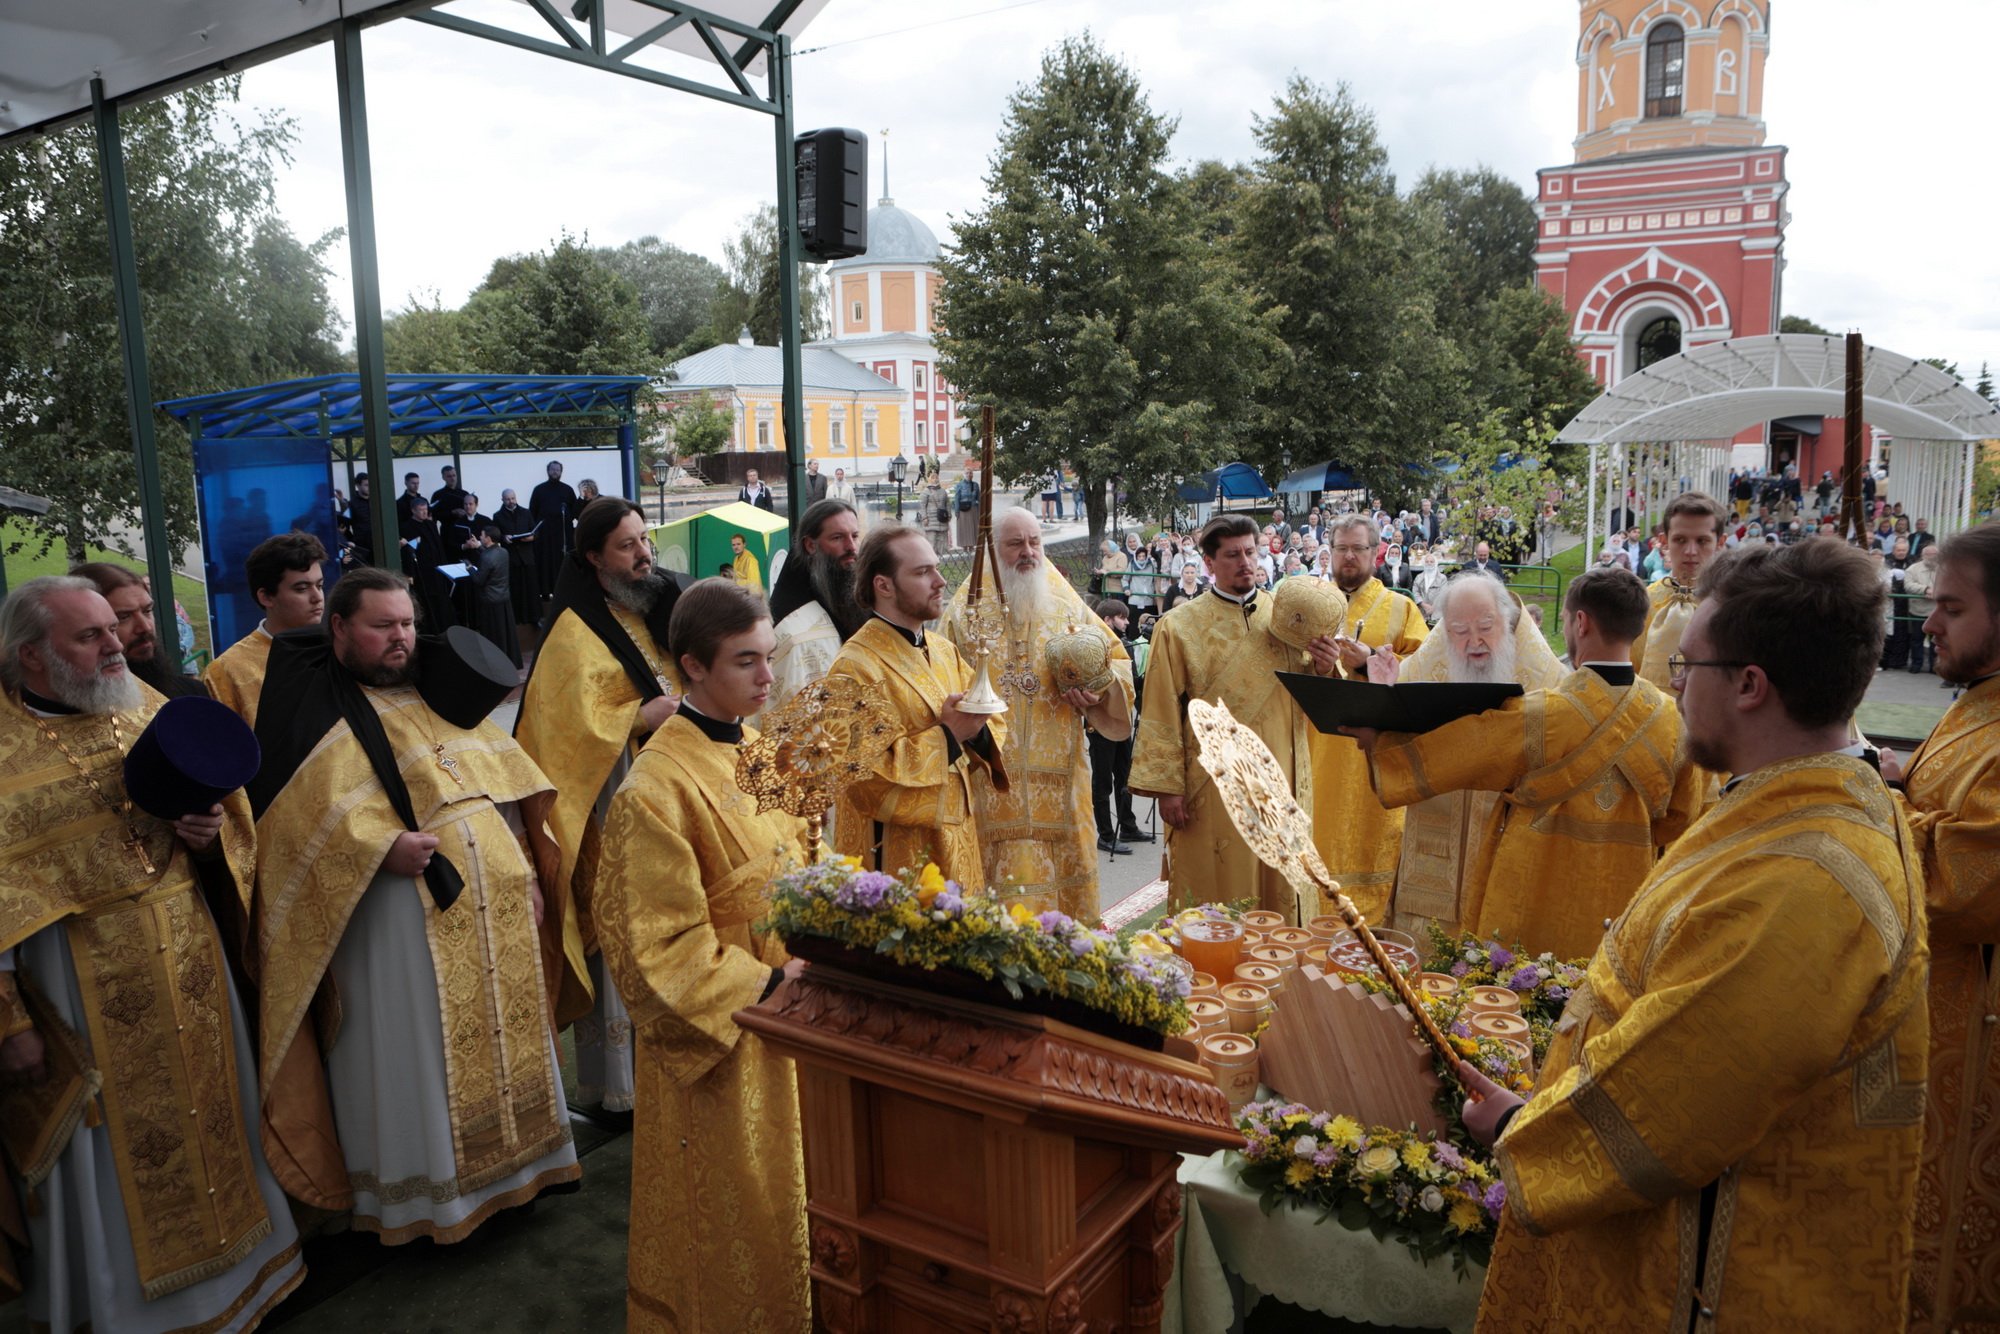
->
[127,832,157,877]
[434,744,464,786]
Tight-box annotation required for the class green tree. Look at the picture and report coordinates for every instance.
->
[466,232,656,376]
[1409,166,1538,309]
[0,80,343,563]
[382,289,477,373]
[1975,361,1994,403]
[1464,282,1602,445]
[1778,314,1834,335]
[594,235,726,356]
[935,34,1279,550]
[1437,408,1584,556]
[1231,78,1467,494]
[665,390,733,456]
[708,206,829,348]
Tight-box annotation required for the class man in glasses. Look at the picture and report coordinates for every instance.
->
[1459,538,1927,1332]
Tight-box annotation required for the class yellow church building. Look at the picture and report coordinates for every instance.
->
[659,325,907,473]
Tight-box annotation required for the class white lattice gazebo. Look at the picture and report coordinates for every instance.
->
[1559,335,2000,539]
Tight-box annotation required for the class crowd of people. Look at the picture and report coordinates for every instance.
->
[0,459,1995,1332]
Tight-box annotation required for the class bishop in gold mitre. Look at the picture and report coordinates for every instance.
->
[943,508,1132,920]
[1309,513,1428,920]
[1882,521,2000,1333]
[0,576,303,1331]
[1131,513,1336,916]
[597,578,810,1333]
[825,522,1007,889]
[203,531,328,727]
[1361,567,1704,961]
[514,497,685,1115]
[1373,568,1567,941]
[1462,541,1928,1333]
[251,569,579,1245]
[1628,491,1728,692]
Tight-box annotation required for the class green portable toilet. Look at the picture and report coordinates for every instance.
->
[651,500,789,590]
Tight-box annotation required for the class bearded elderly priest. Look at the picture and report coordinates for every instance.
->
[514,497,685,1115]
[825,522,1008,889]
[1311,514,1429,920]
[943,508,1132,920]
[1356,567,1702,960]
[252,568,579,1244]
[0,576,302,1332]
[1376,570,1567,941]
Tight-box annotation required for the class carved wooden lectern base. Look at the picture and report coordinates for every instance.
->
[736,963,1241,1333]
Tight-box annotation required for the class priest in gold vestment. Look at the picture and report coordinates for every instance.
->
[944,509,1132,920]
[1883,522,2000,1333]
[826,524,1007,890]
[0,576,303,1332]
[1362,568,1702,960]
[203,531,327,727]
[253,571,579,1243]
[1464,540,1929,1333]
[599,579,810,1333]
[1310,515,1428,920]
[1132,514,1334,915]
[1377,570,1566,939]
[514,497,684,1113]
[1627,492,1727,692]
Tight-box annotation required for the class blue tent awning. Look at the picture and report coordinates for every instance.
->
[1276,460,1363,494]
[157,373,652,440]
[1177,461,1271,503]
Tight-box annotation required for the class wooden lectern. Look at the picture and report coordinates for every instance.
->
[737,961,1241,1333]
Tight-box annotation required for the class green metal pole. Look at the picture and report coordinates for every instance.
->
[91,79,182,663]
[769,35,809,542]
[336,20,400,571]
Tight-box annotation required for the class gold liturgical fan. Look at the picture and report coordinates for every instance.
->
[735,676,896,861]
[1187,698,1470,1089]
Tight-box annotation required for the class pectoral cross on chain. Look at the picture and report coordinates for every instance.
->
[434,744,464,787]
[126,832,157,877]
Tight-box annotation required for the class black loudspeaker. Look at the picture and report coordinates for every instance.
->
[796,128,868,262]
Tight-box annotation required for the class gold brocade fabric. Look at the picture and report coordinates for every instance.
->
[942,566,1134,920]
[514,602,674,1022]
[1371,668,1703,960]
[1631,576,1697,693]
[824,617,1007,891]
[1309,579,1428,920]
[1902,677,2000,1333]
[597,715,808,1333]
[253,689,564,1212]
[1480,754,1930,1334]
[1129,591,1316,916]
[0,688,269,1300]
[201,626,272,726]
[1389,612,1566,937]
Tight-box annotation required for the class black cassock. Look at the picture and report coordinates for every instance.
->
[398,516,459,631]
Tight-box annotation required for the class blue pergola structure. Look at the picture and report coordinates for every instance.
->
[0,0,829,659]
[158,372,648,653]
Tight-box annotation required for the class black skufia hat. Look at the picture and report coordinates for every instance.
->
[124,695,262,820]
[418,625,518,729]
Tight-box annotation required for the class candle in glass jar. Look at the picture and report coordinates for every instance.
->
[1180,918,1246,981]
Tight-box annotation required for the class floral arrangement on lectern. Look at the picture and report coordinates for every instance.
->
[763,857,1194,1036]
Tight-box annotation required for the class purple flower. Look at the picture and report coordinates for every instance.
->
[1433,1142,1465,1172]
[1482,1181,1508,1219]
[1313,1146,1340,1168]
[1487,944,1516,969]
[933,888,964,917]
[1449,1020,1472,1038]
[837,871,897,910]
[1449,960,1470,978]
[1547,985,1570,1002]
[1037,910,1075,935]
[1507,965,1542,992]
[1309,1112,1330,1130]
[1067,935,1094,957]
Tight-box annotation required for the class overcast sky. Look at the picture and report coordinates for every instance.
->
[238,0,1999,382]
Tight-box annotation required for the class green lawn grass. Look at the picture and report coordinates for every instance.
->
[2,518,212,663]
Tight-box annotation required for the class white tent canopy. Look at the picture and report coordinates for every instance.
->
[1560,335,1998,540]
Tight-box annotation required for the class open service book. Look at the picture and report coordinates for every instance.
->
[1277,672,1523,735]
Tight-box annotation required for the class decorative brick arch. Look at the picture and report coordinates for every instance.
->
[1573,248,1731,338]
[1630,1,1704,37]
[1706,0,1766,34]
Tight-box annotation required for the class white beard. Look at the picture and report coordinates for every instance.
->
[996,557,1054,627]
[1447,632,1519,685]
[46,651,144,714]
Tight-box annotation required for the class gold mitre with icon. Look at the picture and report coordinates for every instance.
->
[735,675,896,860]
[1044,623,1115,694]
[1268,577,1349,651]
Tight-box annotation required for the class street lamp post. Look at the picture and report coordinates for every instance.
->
[890,453,909,520]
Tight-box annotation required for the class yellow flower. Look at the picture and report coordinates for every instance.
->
[1447,1198,1485,1234]
[1284,1161,1316,1187]
[916,863,946,908]
[1009,902,1036,926]
[835,854,863,871]
[1400,1141,1430,1172]
[1326,1116,1364,1151]
[1282,1112,1311,1129]
[1357,1144,1399,1179]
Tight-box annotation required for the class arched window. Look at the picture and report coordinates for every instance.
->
[1645,21,1685,118]
[1637,316,1682,370]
